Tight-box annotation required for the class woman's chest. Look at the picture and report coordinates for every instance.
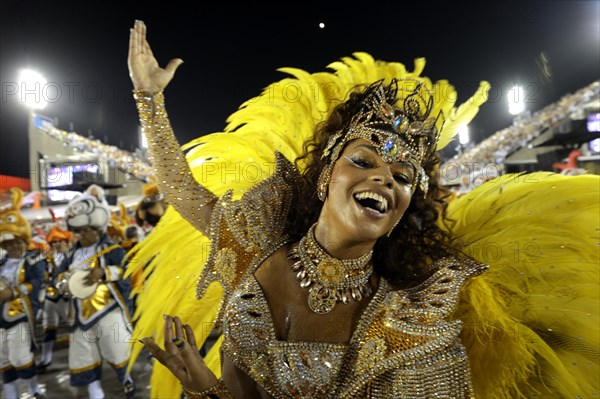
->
[253,245,374,342]
[222,268,355,398]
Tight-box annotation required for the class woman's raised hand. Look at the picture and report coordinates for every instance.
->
[128,20,183,93]
[140,315,219,392]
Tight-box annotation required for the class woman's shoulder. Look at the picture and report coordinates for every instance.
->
[382,255,488,320]
[427,255,488,281]
[195,153,301,299]
[215,152,302,254]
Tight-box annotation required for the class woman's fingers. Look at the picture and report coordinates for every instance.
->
[170,317,204,374]
[127,19,180,92]
[142,318,217,390]
[143,36,154,58]
[128,26,136,60]
[141,337,177,368]
[173,316,185,339]
[165,58,184,75]
[163,314,174,341]
[140,337,188,380]
[183,323,201,355]
[141,337,166,361]
[139,20,146,52]
[163,315,180,356]
[172,317,200,361]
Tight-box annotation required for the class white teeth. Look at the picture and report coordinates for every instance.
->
[355,191,388,213]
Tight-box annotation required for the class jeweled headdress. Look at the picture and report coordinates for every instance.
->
[321,78,443,196]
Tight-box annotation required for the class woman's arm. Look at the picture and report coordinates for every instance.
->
[128,20,216,236]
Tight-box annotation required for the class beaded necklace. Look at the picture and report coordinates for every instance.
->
[288,223,373,314]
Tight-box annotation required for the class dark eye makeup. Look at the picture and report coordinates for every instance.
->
[344,154,414,185]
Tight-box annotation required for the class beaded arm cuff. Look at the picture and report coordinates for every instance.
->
[181,380,233,399]
[133,90,217,235]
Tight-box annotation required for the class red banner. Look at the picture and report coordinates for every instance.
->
[0,175,31,192]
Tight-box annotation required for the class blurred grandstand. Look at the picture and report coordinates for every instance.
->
[440,80,600,193]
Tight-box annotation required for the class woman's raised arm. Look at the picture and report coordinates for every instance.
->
[128,20,216,236]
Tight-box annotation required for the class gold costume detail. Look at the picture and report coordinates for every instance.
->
[194,152,299,305]
[322,79,442,195]
[80,283,114,320]
[7,267,29,317]
[214,248,238,286]
[356,337,387,374]
[7,297,26,317]
[223,253,486,398]
[181,379,233,399]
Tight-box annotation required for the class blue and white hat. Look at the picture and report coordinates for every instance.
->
[65,184,111,231]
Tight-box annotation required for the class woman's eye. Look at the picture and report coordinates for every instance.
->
[394,174,412,184]
[345,156,372,168]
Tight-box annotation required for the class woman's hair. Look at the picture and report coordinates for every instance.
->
[285,83,463,286]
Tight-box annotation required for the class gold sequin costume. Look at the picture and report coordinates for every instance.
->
[128,53,599,398]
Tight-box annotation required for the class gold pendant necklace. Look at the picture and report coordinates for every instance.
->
[288,223,373,314]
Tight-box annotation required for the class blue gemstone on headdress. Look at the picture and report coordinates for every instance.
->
[383,139,398,155]
[393,116,403,130]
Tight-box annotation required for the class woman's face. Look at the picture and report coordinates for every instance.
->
[320,139,415,243]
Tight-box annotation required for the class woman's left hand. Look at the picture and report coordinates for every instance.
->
[140,315,219,392]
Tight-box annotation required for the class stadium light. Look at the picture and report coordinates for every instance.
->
[18,69,48,110]
[458,125,470,145]
[507,83,525,115]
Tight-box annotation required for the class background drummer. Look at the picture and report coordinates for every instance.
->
[0,188,46,399]
[37,225,74,372]
[59,184,136,399]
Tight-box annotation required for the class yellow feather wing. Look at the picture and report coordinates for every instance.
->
[445,172,600,398]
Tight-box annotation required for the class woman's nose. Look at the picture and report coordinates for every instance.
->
[370,165,394,187]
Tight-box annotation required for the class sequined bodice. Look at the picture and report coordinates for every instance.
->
[220,255,486,399]
[222,276,361,398]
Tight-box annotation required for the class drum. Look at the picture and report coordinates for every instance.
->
[55,272,71,298]
[67,270,99,299]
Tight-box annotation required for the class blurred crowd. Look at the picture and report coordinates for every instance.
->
[0,184,167,398]
[441,80,599,196]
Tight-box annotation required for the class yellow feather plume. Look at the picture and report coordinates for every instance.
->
[446,172,600,398]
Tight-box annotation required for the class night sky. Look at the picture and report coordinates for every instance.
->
[2,0,599,178]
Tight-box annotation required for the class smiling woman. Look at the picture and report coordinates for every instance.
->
[125,19,493,398]
[124,20,598,399]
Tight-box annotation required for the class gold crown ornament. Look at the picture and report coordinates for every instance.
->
[321,78,444,198]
